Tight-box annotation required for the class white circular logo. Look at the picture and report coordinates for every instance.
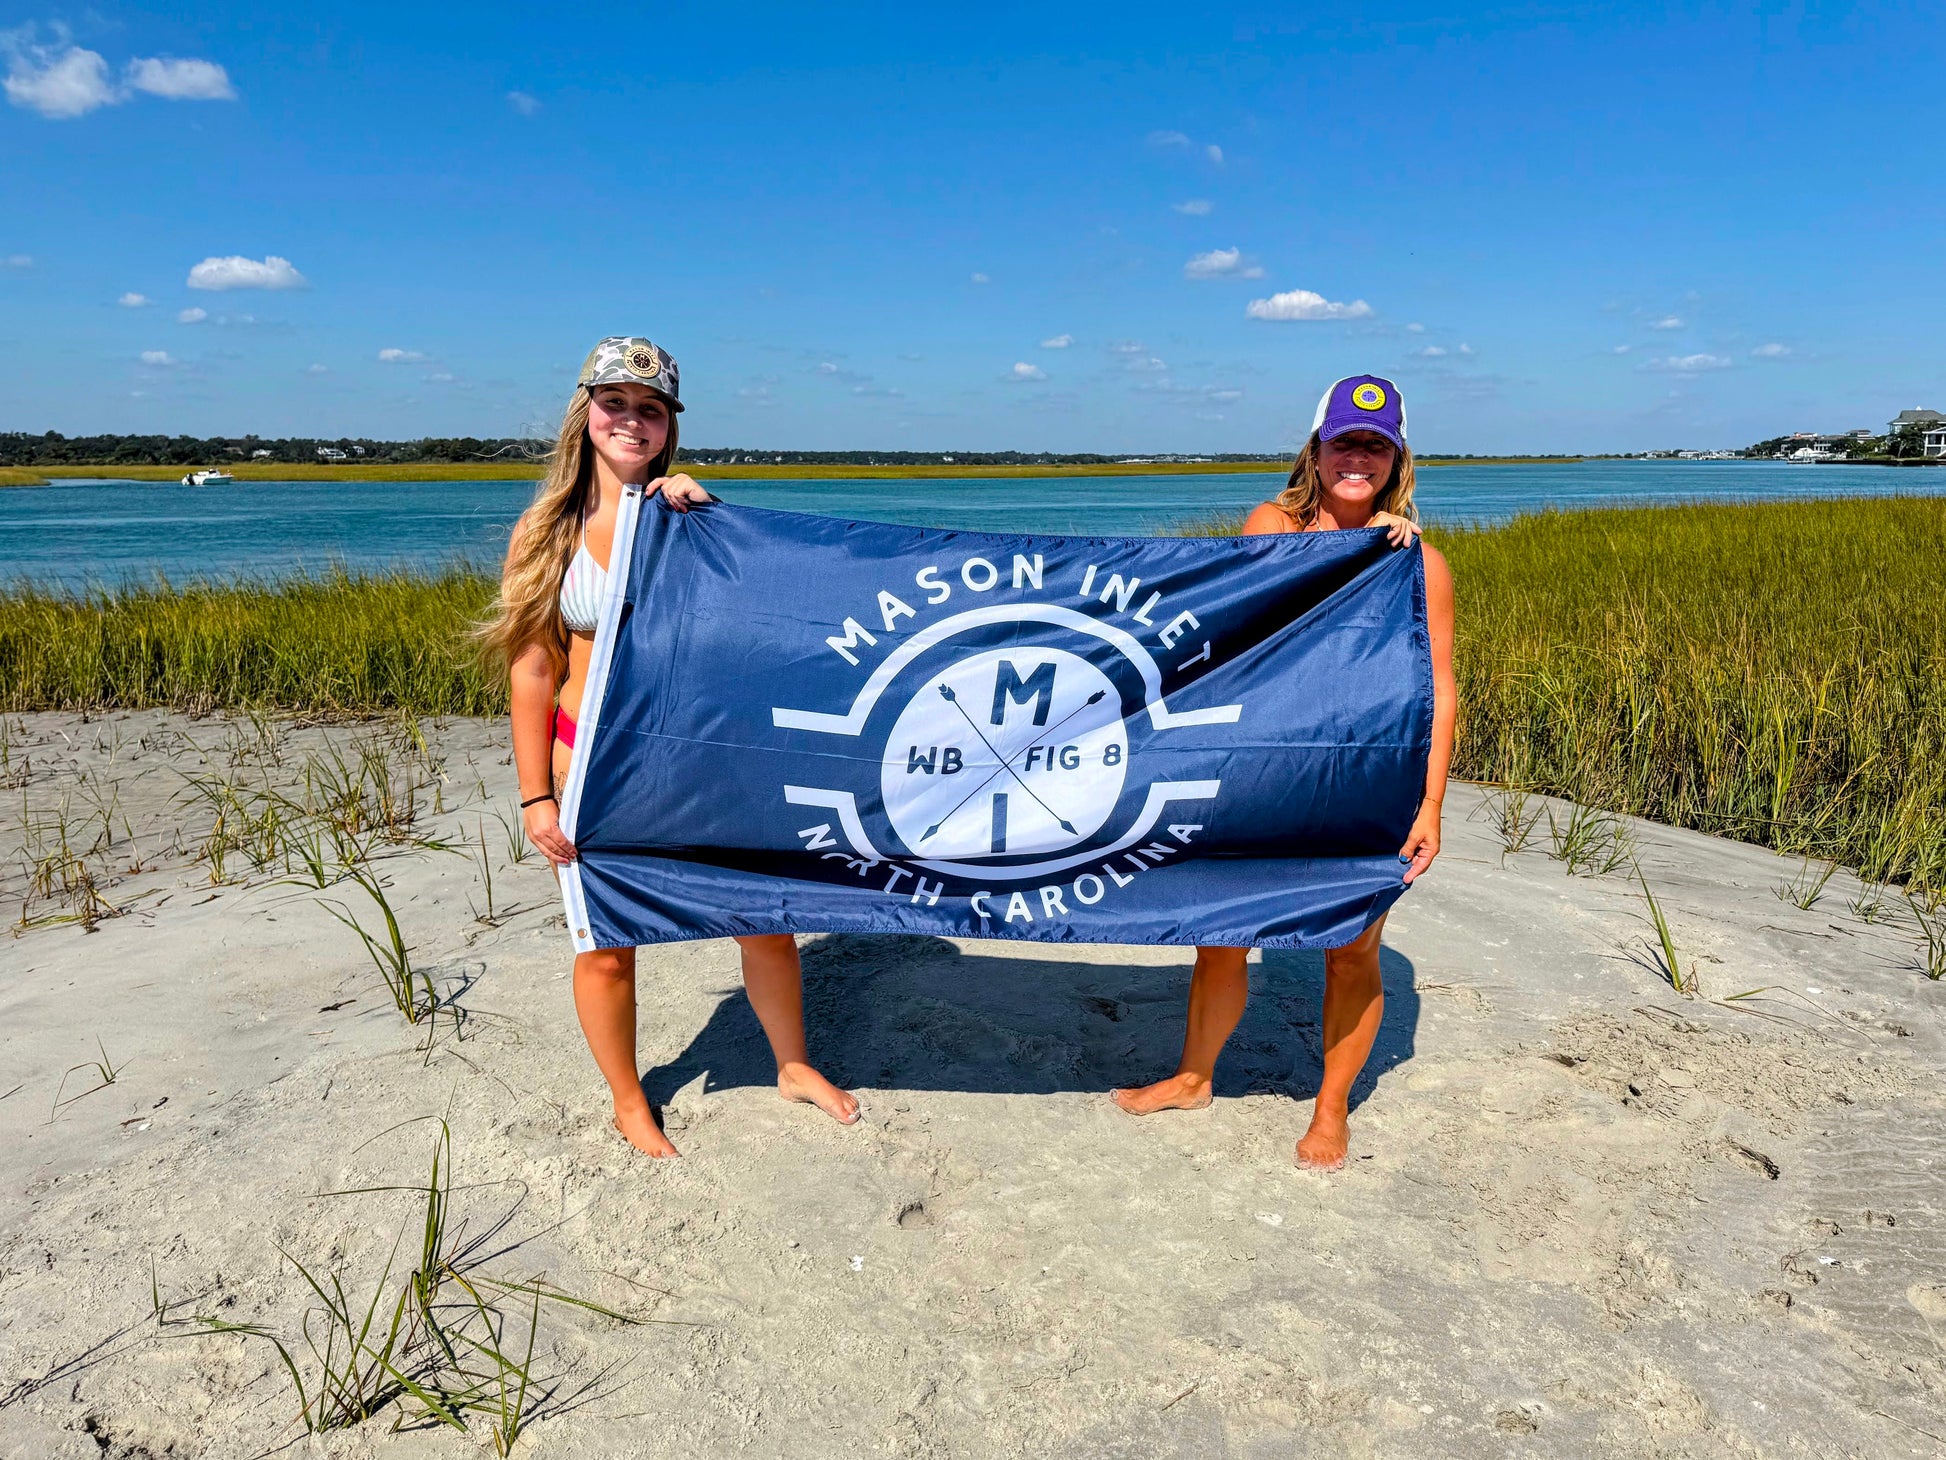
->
[879,647,1127,860]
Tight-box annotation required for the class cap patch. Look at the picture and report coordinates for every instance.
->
[626,346,661,379]
[1352,382,1387,411]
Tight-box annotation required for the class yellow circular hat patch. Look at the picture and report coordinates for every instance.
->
[627,347,661,379]
[1352,382,1387,411]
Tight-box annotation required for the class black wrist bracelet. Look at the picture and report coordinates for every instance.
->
[520,793,556,808]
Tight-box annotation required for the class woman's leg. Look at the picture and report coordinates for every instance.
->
[1297,916,1387,1170]
[572,946,679,1158]
[1112,946,1250,1114]
[735,934,860,1125]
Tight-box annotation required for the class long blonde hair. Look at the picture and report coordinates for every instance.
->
[478,388,679,674]
[1274,432,1418,528]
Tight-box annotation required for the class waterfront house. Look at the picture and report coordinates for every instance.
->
[1886,409,1945,458]
[1888,408,1944,433]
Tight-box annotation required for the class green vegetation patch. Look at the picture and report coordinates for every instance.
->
[3,496,1939,890]
[1436,497,1945,893]
[0,570,502,717]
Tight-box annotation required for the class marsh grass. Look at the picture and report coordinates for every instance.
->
[51,1038,126,1115]
[6,496,1943,898]
[1187,497,1946,897]
[1437,499,1946,898]
[1909,893,1946,980]
[1776,857,1840,911]
[182,1120,651,1444]
[1548,802,1636,877]
[0,569,501,716]
[1634,868,1696,996]
[321,868,435,1025]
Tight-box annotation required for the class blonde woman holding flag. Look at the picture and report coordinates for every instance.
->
[1114,374,1457,1170]
[481,337,860,1157]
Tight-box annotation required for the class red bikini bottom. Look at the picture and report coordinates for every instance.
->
[553,708,577,748]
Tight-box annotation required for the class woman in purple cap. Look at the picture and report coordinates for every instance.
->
[481,337,860,1158]
[1114,374,1456,1170]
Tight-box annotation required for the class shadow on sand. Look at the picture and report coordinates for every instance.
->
[642,934,1418,1112]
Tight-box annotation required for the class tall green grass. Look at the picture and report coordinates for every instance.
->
[1437,498,1945,894]
[3,498,1941,890]
[0,570,501,716]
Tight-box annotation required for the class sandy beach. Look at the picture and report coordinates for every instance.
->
[2,709,1942,1458]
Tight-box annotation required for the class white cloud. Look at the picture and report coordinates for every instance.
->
[3,30,235,117]
[1040,334,1073,349]
[1612,344,1631,354]
[1458,343,1475,356]
[1147,129,1191,148]
[138,349,175,366]
[378,347,425,362]
[118,291,150,307]
[2,253,31,269]
[816,360,840,374]
[1011,362,1047,381]
[1406,322,1425,333]
[188,255,307,291]
[1648,315,1684,330]
[1173,199,1212,216]
[177,306,207,324]
[305,363,328,375]
[970,271,990,284]
[1207,388,1244,403]
[1205,144,1224,165]
[3,38,114,117]
[1415,345,1448,358]
[426,371,456,383]
[1643,353,1731,373]
[506,90,540,116]
[1246,289,1373,322]
[1751,342,1792,358]
[1183,246,1263,280]
[124,57,234,101]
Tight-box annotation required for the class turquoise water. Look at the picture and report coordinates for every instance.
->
[2,460,1938,590]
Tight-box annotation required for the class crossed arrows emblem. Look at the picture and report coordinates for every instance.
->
[918,682,1110,843]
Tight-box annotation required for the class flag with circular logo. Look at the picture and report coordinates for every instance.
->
[557,501,1432,951]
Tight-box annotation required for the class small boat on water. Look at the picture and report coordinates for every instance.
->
[180,469,237,485]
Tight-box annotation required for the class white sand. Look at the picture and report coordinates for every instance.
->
[1,710,1942,1458]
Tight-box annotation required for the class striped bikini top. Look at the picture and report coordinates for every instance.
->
[558,519,607,633]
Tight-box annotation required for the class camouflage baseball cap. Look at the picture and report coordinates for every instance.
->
[576,336,683,411]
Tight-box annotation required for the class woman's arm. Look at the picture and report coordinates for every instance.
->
[1400,543,1455,884]
[512,643,577,864]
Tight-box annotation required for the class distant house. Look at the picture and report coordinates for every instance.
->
[1927,428,1946,459]
[317,447,348,461]
[251,449,273,459]
[1888,408,1945,434]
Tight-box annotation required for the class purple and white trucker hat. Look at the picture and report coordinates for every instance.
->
[1311,375,1407,450]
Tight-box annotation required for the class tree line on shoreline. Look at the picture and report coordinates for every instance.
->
[1744,426,1939,461]
[0,432,1291,469]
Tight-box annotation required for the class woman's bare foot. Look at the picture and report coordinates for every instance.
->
[777,1062,860,1124]
[1111,1072,1214,1115]
[1295,1106,1350,1170]
[612,1103,680,1158]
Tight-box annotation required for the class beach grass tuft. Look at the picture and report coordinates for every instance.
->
[187,1120,653,1443]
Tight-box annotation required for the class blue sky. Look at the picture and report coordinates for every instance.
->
[3,2,1942,453]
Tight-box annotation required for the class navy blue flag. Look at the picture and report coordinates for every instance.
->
[557,490,1432,952]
